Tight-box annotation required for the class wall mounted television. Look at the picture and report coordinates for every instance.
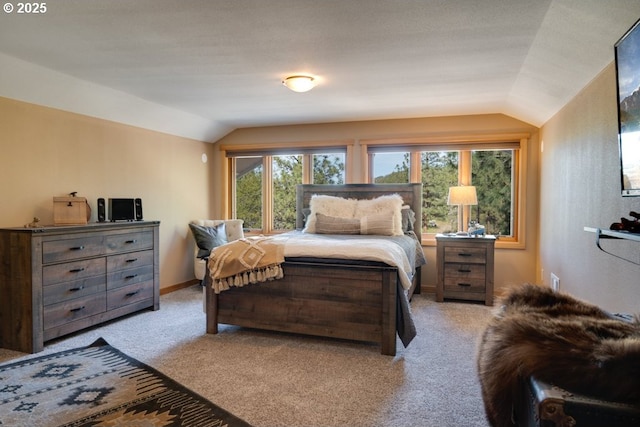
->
[615,17,640,197]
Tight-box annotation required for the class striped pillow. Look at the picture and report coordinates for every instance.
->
[360,213,395,236]
[315,213,361,234]
[315,213,396,236]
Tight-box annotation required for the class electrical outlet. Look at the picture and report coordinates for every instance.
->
[550,273,560,292]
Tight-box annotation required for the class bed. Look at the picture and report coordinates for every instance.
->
[204,183,424,355]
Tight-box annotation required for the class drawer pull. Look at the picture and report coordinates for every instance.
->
[125,239,137,244]
[457,283,472,287]
[457,269,471,273]
[458,253,472,257]
[69,286,84,292]
[70,245,85,251]
[69,268,85,273]
[70,306,85,312]
[125,258,138,263]
[126,290,140,297]
[125,274,138,279]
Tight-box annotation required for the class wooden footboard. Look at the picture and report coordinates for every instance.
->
[206,259,400,355]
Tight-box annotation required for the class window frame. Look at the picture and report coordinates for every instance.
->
[223,141,351,234]
[363,133,528,249]
[221,133,528,248]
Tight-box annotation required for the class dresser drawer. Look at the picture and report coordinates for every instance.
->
[107,281,153,310]
[43,277,106,306]
[42,235,105,263]
[443,246,486,264]
[43,294,106,329]
[106,231,153,254]
[107,264,154,289]
[107,250,153,272]
[42,258,106,286]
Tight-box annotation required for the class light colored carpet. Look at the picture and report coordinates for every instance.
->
[0,285,494,427]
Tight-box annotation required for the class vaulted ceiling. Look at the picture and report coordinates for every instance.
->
[1,0,639,142]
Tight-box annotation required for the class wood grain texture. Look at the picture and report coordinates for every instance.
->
[0,221,160,353]
[436,235,495,305]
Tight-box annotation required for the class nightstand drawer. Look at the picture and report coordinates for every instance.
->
[443,263,486,279]
[444,246,486,263]
[443,276,487,293]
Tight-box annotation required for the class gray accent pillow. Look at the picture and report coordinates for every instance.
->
[189,222,228,258]
[401,208,416,232]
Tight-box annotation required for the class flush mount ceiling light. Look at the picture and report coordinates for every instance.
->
[282,75,316,92]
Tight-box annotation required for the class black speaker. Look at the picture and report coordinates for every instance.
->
[97,198,106,222]
[135,198,143,221]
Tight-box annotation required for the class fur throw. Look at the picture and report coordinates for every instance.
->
[477,284,640,427]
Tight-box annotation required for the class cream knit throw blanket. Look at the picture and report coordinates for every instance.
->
[208,236,285,294]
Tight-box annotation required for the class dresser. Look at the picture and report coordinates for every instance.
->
[0,221,160,353]
[435,234,495,306]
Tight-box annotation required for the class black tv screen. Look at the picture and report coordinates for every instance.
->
[615,17,640,197]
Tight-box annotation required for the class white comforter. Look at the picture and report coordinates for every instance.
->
[270,231,416,290]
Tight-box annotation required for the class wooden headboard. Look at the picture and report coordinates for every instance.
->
[296,183,423,242]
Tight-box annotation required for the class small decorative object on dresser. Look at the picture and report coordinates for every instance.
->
[53,192,91,225]
[436,234,495,305]
[0,221,160,353]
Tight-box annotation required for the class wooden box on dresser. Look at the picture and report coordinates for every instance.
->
[435,234,495,306]
[0,221,160,353]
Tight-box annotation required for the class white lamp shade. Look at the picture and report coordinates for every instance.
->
[447,185,478,205]
[282,75,316,92]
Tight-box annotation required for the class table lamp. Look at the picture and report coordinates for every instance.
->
[447,185,477,233]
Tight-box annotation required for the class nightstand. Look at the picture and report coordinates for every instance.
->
[435,234,495,305]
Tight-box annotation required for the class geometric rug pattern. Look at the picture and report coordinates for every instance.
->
[0,338,252,427]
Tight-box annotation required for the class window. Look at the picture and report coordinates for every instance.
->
[230,150,345,233]
[367,137,525,245]
[313,153,346,184]
[421,151,459,234]
[272,155,302,230]
[471,150,515,237]
[227,135,525,244]
[234,157,262,230]
[371,151,409,183]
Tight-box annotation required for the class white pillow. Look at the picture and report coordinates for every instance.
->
[303,195,357,233]
[353,194,404,235]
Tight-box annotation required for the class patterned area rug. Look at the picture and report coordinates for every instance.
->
[0,338,252,427]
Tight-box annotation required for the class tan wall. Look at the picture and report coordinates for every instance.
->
[539,63,639,313]
[213,114,541,293]
[1,96,545,295]
[0,97,216,289]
